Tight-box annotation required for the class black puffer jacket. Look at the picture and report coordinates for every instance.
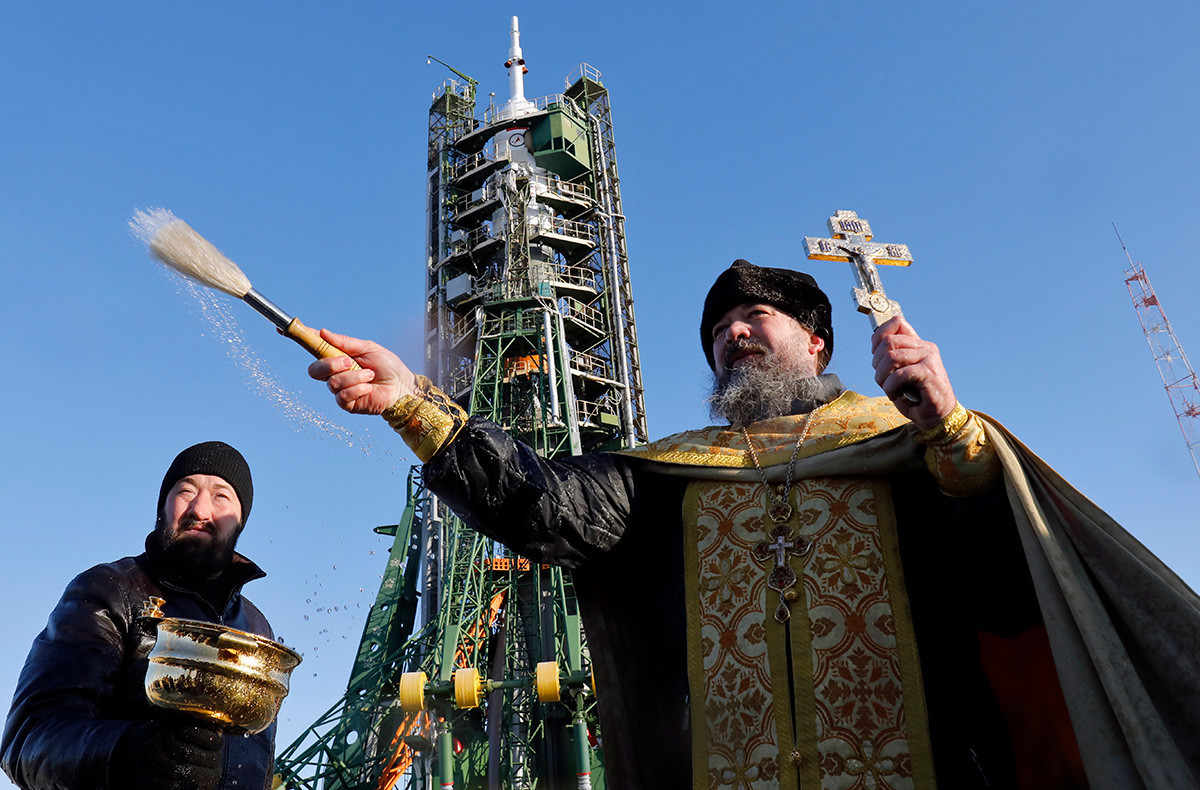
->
[1,536,276,790]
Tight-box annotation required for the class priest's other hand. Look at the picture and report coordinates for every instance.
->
[308,330,418,415]
[870,316,957,430]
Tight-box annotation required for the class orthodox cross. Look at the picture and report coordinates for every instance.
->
[753,524,813,623]
[803,210,913,329]
[804,209,919,403]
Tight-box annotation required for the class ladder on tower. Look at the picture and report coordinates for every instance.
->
[1120,229,1200,479]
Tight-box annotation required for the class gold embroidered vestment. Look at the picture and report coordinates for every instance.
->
[625,392,968,789]
[390,381,1200,789]
[684,475,934,789]
[394,386,1004,789]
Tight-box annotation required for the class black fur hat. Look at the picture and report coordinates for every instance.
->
[700,259,833,370]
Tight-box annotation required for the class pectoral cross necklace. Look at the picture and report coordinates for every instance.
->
[741,404,826,622]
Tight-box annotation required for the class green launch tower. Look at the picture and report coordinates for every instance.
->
[275,17,646,789]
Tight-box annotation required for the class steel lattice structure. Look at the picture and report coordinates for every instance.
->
[1123,255,1200,479]
[274,19,645,789]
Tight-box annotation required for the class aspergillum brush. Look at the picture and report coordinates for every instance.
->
[130,208,357,368]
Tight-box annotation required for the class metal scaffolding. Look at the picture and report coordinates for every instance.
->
[275,17,644,789]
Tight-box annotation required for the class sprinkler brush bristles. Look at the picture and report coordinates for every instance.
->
[131,208,252,298]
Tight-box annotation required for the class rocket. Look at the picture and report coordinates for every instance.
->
[497,16,536,122]
[494,16,538,167]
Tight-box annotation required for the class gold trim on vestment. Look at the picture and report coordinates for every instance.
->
[381,375,468,462]
[913,402,970,445]
[872,479,937,788]
[620,392,911,468]
[922,411,1000,497]
[622,390,1000,499]
[684,474,937,789]
[681,486,708,788]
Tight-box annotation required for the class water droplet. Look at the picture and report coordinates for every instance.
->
[175,282,403,459]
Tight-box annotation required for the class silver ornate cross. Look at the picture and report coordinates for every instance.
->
[753,525,813,623]
[803,210,913,329]
[804,210,920,403]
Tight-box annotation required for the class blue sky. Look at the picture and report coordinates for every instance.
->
[3,2,1199,782]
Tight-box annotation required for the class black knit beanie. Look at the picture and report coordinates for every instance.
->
[700,259,834,370]
[157,441,253,523]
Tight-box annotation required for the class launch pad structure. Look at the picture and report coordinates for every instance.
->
[275,18,647,789]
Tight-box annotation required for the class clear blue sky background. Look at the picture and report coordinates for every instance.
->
[3,2,1199,783]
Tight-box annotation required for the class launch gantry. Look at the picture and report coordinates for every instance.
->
[275,17,645,789]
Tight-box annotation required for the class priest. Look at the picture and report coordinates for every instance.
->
[309,260,1200,789]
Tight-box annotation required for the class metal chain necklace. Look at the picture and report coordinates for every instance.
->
[740,404,826,524]
[741,404,827,623]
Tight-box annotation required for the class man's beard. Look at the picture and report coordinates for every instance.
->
[153,516,240,582]
[708,336,824,428]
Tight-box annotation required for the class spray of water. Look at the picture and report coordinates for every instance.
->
[175,276,398,464]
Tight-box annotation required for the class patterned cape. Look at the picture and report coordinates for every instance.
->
[620,392,1200,789]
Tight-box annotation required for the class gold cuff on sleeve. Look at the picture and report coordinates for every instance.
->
[916,404,1001,496]
[914,403,971,446]
[381,376,468,462]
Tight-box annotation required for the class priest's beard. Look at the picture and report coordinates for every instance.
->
[152,516,241,582]
[708,336,824,428]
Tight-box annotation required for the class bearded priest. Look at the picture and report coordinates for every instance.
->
[308,259,1200,790]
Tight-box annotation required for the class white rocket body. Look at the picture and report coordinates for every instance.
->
[494,16,537,166]
[496,16,536,123]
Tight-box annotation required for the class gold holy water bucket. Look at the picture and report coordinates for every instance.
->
[143,602,301,734]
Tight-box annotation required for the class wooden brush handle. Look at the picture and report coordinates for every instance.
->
[283,318,361,369]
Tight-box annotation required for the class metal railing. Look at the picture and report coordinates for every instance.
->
[483,93,585,126]
[444,311,476,349]
[448,362,475,398]
[530,215,597,247]
[563,63,603,91]
[574,398,618,427]
[530,173,590,204]
[527,261,600,293]
[445,225,501,258]
[449,182,498,216]
[449,151,497,182]
[568,349,610,380]
[560,297,605,335]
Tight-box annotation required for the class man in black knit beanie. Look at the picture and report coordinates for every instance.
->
[2,441,279,790]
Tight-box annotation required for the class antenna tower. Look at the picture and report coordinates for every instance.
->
[1119,227,1200,479]
[275,17,645,788]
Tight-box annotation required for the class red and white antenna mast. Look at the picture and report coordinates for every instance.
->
[1119,225,1200,479]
